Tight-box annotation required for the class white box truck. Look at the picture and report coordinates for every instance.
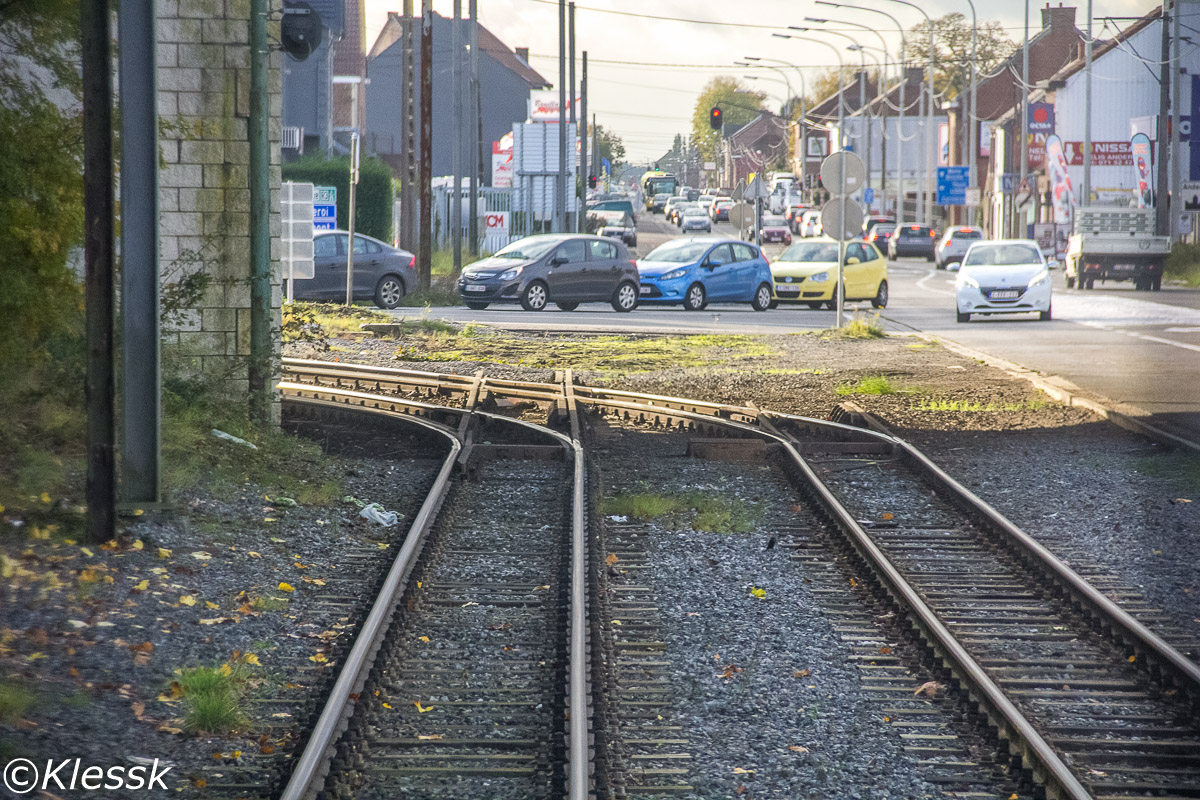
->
[1065,207,1170,291]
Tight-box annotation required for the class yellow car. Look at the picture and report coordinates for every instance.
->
[770,238,888,309]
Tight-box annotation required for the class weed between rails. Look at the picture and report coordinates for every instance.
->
[601,490,762,534]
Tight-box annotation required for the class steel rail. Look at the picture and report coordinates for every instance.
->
[277,391,462,800]
[562,371,590,799]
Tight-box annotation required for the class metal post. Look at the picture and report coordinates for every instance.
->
[344,132,359,305]
[1171,0,1181,237]
[557,0,567,232]
[1083,0,1093,205]
[249,0,271,421]
[899,62,906,223]
[468,0,479,254]
[838,190,847,327]
[119,0,160,504]
[82,0,115,542]
[401,0,415,254]
[926,18,935,224]
[967,0,978,224]
[1157,0,1171,236]
[569,2,576,229]
[452,0,462,273]
[580,51,588,231]
[419,1,433,288]
[1020,0,1030,237]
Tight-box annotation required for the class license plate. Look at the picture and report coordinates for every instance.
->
[776,286,800,295]
[1114,263,1135,271]
[990,290,1019,299]
[465,284,487,293]
[639,286,651,295]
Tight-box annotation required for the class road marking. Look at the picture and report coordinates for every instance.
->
[915,268,955,297]
[1165,326,1200,333]
[1125,332,1200,353]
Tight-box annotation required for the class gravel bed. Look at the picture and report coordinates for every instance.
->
[0,415,445,797]
[592,421,951,799]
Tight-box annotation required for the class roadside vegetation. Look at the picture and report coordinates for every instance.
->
[1165,242,1200,287]
[602,490,762,533]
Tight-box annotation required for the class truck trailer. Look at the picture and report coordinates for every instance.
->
[1065,207,1170,291]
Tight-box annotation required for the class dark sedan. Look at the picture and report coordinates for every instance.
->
[887,224,938,260]
[867,223,896,251]
[292,230,416,308]
[457,234,640,312]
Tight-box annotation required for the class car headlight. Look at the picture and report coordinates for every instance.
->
[498,267,522,281]
[1027,270,1050,288]
[809,272,829,283]
[660,268,688,281]
[958,273,980,289]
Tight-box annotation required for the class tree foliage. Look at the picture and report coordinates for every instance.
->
[590,124,625,166]
[282,156,395,243]
[0,0,85,367]
[691,77,766,161]
[903,12,1017,99]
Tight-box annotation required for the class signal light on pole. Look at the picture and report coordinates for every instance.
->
[588,175,597,189]
[709,107,723,130]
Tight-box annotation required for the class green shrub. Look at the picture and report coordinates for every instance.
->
[282,156,394,242]
[1165,242,1200,286]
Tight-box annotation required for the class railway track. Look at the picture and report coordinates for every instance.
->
[277,357,1200,800]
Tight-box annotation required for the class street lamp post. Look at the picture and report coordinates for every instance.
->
[769,35,845,154]
[815,0,908,223]
[742,57,808,184]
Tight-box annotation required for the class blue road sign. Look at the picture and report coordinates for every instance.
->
[314,219,335,230]
[863,187,875,205]
[1001,173,1017,194]
[936,166,971,206]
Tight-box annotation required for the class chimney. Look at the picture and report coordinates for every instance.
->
[1042,3,1076,31]
[515,47,529,63]
[904,66,923,85]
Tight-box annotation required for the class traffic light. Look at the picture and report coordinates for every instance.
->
[588,175,597,189]
[709,107,723,131]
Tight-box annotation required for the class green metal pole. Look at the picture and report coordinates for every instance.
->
[248,0,272,421]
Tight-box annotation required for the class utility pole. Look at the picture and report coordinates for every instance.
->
[82,0,115,542]
[569,2,577,230]
[580,50,588,230]
[452,0,462,273]
[1171,0,1181,238]
[1083,0,1093,206]
[401,0,416,254]
[1157,0,1171,236]
[249,0,271,421]
[119,0,160,503]
[593,113,599,186]
[1020,0,1030,239]
[557,0,567,232]
[344,132,359,305]
[468,0,479,255]
[419,1,433,288]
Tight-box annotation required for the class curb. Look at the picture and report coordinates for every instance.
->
[911,332,1200,455]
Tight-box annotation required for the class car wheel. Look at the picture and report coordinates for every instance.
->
[805,302,823,310]
[557,301,579,311]
[373,275,405,309]
[520,280,548,311]
[871,280,888,309]
[683,283,706,311]
[751,283,772,311]
[935,260,943,270]
[1084,277,1095,290]
[1066,276,1076,289]
[1152,274,1162,290]
[611,281,638,312]
[464,301,489,310]
[768,300,779,310]
[956,310,970,323]
[1039,304,1052,321]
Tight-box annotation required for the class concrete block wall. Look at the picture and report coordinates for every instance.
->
[157,0,282,412]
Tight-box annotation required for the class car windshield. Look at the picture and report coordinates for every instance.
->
[492,237,560,260]
[683,210,705,217]
[962,243,1042,267]
[874,225,895,234]
[763,216,786,226]
[899,227,929,237]
[778,242,839,262]
[949,230,983,241]
[644,240,712,263]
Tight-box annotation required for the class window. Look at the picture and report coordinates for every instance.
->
[352,236,369,255]
[588,240,618,260]
[367,239,383,253]
[846,243,868,262]
[314,235,339,258]
[732,243,757,262]
[555,240,587,263]
[707,244,734,267]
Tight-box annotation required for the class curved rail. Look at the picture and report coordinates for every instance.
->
[278,358,1200,800]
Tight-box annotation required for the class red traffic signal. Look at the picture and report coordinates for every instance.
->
[588,175,597,189]
[709,106,723,130]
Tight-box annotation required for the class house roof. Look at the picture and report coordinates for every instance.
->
[1045,6,1158,86]
[367,12,550,89]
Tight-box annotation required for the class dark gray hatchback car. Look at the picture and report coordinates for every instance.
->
[291,230,416,308]
[457,234,640,312]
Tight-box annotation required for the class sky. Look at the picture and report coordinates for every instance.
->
[363,0,1161,163]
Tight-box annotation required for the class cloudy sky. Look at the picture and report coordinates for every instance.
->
[364,0,1160,162]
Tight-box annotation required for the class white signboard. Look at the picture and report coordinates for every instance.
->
[492,134,513,188]
[485,211,510,235]
[964,187,981,207]
[281,181,315,303]
[529,90,582,122]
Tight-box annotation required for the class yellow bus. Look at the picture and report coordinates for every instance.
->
[640,170,678,210]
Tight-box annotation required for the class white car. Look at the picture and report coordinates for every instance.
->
[955,239,1052,323]
[798,209,823,238]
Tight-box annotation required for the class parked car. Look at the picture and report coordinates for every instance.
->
[680,209,712,233]
[935,226,984,269]
[637,237,774,311]
[293,230,416,309]
[756,215,792,245]
[955,239,1052,322]
[862,215,895,238]
[597,212,638,247]
[888,224,938,260]
[770,238,888,310]
[867,223,896,252]
[457,234,639,312]
[798,209,823,238]
[587,198,636,222]
[650,192,671,213]
[711,198,734,222]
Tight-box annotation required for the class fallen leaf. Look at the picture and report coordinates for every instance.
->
[605,553,619,565]
[247,551,262,559]
[157,548,172,559]
[130,540,144,550]
[849,577,858,587]
[418,636,431,643]
[277,582,295,593]
[535,585,550,590]
[129,641,154,654]
[131,701,146,720]
[243,653,261,666]
[190,552,212,560]
[309,653,328,663]
[418,734,444,740]
[271,712,292,718]
[793,669,810,678]
[414,700,435,713]
[67,620,88,629]
[749,586,766,599]
[1127,655,1136,663]
[179,595,196,607]
[732,767,755,775]
[787,745,809,753]
[205,601,220,610]
[913,681,945,698]
[881,512,894,520]
[879,646,893,655]
[199,617,234,625]
[157,724,183,735]
[381,702,393,709]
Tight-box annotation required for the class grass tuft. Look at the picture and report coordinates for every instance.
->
[913,398,1048,412]
[835,375,903,396]
[249,595,290,612]
[177,655,254,735]
[834,312,887,339]
[0,683,36,725]
[601,490,761,533]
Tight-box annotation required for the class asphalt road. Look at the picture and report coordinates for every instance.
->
[395,210,1200,441]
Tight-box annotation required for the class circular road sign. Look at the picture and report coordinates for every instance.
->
[820,151,866,197]
[820,199,865,241]
[729,202,756,228]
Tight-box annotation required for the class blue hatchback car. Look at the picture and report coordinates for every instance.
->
[637,237,774,311]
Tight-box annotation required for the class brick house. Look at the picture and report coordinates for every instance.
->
[722,113,789,187]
